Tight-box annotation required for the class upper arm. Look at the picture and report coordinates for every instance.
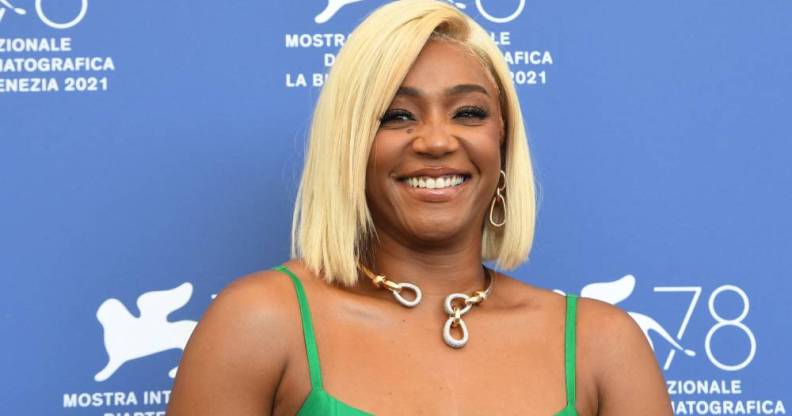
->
[579,298,673,416]
[167,270,295,416]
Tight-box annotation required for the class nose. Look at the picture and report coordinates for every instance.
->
[410,120,459,157]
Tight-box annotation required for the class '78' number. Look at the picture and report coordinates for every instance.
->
[655,285,756,371]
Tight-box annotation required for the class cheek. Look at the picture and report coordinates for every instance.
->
[466,125,504,168]
[366,132,400,188]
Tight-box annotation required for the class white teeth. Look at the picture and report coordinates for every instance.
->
[403,175,466,189]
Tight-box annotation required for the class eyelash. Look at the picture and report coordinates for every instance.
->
[456,106,489,120]
[379,106,490,124]
[380,109,413,123]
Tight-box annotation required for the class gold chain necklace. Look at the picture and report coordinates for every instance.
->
[358,263,494,348]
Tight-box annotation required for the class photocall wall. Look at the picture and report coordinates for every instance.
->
[1,1,790,414]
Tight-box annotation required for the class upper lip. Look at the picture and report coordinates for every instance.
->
[396,167,471,180]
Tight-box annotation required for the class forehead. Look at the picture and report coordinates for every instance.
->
[399,40,497,95]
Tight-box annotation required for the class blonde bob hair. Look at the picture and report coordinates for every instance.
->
[291,0,538,286]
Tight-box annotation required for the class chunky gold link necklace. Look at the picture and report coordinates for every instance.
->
[358,263,494,349]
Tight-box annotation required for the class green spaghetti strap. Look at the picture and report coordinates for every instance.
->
[564,294,578,406]
[273,265,324,389]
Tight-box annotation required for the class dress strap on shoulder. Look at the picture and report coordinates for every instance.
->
[564,294,578,406]
[273,265,323,389]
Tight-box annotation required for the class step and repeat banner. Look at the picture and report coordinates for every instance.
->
[1,1,790,415]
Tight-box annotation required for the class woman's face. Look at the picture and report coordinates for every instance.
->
[366,40,505,246]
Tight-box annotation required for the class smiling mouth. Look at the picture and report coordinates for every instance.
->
[399,174,470,190]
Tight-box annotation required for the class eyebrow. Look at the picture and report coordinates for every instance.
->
[395,83,490,98]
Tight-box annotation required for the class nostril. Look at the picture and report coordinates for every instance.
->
[412,133,458,156]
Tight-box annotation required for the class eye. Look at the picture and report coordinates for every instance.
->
[380,109,415,124]
[454,106,489,120]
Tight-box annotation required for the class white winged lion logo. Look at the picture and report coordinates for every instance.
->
[94,283,197,382]
[314,0,469,24]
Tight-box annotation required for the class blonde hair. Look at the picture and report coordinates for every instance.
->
[291,0,537,286]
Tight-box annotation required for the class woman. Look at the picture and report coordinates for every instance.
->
[167,1,672,414]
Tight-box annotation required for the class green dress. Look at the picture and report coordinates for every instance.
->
[274,265,579,415]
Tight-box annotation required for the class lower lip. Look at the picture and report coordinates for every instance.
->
[398,179,468,202]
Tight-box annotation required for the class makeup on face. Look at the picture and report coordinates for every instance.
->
[365,40,504,242]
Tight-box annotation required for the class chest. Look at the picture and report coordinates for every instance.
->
[274,306,588,415]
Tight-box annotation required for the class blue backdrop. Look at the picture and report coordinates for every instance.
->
[1,1,790,414]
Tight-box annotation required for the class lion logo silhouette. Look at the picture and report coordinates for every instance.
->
[314,0,467,24]
[94,282,197,382]
[557,275,696,358]
[0,0,26,23]
[315,0,366,24]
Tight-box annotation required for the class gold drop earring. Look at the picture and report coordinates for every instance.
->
[489,169,507,227]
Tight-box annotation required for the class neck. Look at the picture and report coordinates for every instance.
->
[363,231,488,299]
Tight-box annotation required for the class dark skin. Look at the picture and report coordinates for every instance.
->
[167,41,672,415]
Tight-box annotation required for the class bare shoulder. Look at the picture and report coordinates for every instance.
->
[214,265,303,324]
[495,277,660,370]
[490,273,672,414]
[167,264,302,415]
[573,297,654,373]
[576,296,642,349]
[194,264,303,350]
[575,297,673,415]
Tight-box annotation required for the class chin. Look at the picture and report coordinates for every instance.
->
[405,218,472,244]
